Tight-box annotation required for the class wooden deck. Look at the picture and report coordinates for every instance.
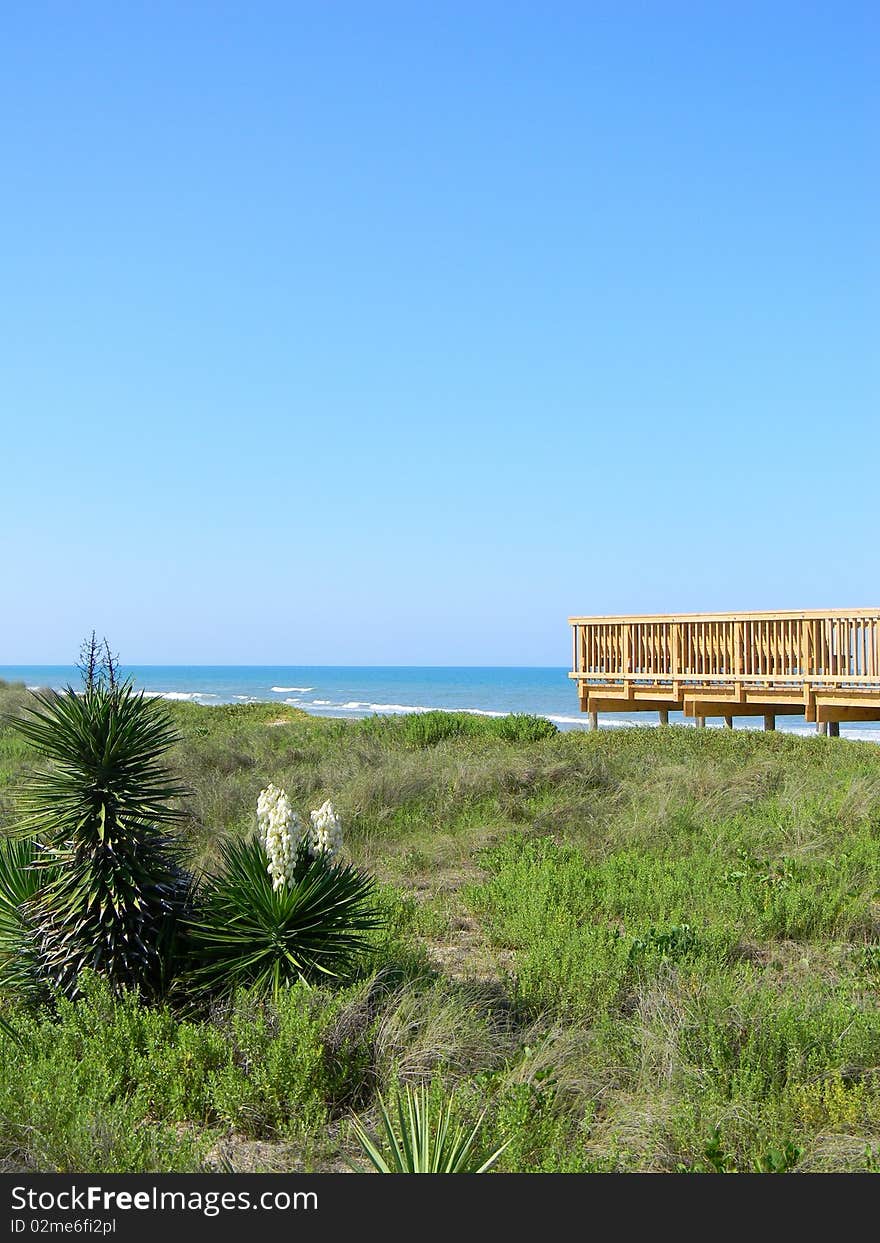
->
[569,610,880,735]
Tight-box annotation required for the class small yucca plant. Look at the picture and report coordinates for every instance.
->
[349,1083,509,1173]
[0,836,54,1003]
[12,638,191,999]
[186,835,382,998]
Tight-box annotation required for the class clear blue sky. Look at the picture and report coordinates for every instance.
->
[2,1,877,665]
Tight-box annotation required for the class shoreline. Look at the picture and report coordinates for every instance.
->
[4,670,879,742]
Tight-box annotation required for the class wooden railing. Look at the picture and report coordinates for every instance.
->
[570,610,880,688]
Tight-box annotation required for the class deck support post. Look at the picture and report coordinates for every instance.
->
[828,721,840,738]
[589,710,598,732]
[763,714,776,732]
[816,721,828,736]
[724,715,733,729]
[696,716,706,729]
[658,709,669,726]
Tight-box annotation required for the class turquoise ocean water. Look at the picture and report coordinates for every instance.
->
[1,666,878,740]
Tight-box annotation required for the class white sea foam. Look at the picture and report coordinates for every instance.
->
[303,700,436,714]
[546,713,603,725]
[566,717,880,742]
[359,703,433,714]
[144,691,219,702]
[271,686,313,693]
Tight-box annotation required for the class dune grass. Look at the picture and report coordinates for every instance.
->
[2,680,880,1172]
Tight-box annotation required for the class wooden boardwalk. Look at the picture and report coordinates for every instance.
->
[569,610,880,735]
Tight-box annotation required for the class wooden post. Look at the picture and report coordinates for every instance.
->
[734,621,743,682]
[589,710,598,732]
[696,716,706,729]
[816,721,828,736]
[829,720,840,738]
[724,715,733,729]
[763,713,776,732]
[658,709,669,726]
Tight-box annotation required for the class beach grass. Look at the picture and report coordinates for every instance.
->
[2,680,880,1172]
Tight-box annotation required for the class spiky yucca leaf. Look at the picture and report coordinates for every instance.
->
[13,680,190,998]
[0,1014,22,1047]
[350,1083,509,1173]
[15,683,187,839]
[0,836,54,1001]
[186,835,382,997]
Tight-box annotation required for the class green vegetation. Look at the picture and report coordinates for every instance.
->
[11,653,190,998]
[187,835,381,997]
[0,835,49,1001]
[349,1081,508,1173]
[2,677,880,1172]
[1,645,382,1016]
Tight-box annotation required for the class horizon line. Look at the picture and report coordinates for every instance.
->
[0,662,571,670]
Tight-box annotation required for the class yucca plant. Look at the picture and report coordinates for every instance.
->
[349,1082,509,1173]
[0,836,55,1002]
[186,835,381,998]
[12,641,191,999]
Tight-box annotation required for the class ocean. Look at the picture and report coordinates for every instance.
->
[1,665,879,741]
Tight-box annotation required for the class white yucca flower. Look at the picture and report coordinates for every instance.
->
[308,800,343,860]
[256,783,301,890]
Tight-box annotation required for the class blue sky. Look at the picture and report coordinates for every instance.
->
[2,1,877,664]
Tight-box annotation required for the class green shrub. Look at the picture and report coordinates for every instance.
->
[0,976,364,1163]
[208,986,344,1138]
[481,1081,604,1173]
[628,923,699,964]
[680,1127,803,1173]
[0,978,210,1171]
[466,837,724,1015]
[371,710,557,750]
[491,714,558,743]
[399,712,475,748]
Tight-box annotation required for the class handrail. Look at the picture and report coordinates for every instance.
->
[570,610,880,686]
[569,608,880,623]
